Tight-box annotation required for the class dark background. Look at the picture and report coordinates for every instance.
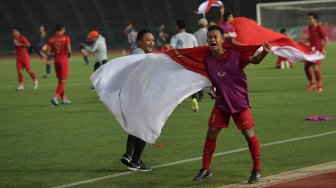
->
[0,0,300,55]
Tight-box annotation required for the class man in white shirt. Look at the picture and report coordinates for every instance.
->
[170,19,198,49]
[170,19,200,112]
[194,18,208,46]
[192,18,209,102]
[83,30,108,72]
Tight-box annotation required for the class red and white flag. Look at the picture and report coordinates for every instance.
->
[196,0,224,15]
[90,46,260,144]
[232,17,324,62]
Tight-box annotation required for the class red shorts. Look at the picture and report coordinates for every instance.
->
[16,58,31,70]
[54,59,69,80]
[208,107,254,130]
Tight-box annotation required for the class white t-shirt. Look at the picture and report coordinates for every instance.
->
[85,35,107,62]
[170,31,198,49]
[193,27,208,46]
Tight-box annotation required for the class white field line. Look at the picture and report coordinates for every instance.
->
[52,130,336,188]
[219,161,336,188]
[2,75,336,89]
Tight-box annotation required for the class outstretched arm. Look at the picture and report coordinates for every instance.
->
[249,41,272,65]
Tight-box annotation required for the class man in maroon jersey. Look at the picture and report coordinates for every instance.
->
[192,25,272,184]
[12,26,38,91]
[47,23,72,105]
[305,13,328,92]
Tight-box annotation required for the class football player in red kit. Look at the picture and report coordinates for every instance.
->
[304,13,328,92]
[12,26,38,91]
[47,24,72,105]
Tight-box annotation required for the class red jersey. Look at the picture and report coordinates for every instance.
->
[48,34,71,60]
[14,35,30,59]
[308,25,327,51]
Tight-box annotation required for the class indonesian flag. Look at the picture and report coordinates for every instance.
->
[232,17,325,62]
[91,18,325,144]
[196,0,224,15]
[90,45,260,144]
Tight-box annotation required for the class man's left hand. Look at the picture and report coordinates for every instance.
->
[263,41,272,52]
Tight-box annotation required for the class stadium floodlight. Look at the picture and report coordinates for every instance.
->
[256,0,336,28]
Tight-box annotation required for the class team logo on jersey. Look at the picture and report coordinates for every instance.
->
[176,39,184,48]
[217,71,226,77]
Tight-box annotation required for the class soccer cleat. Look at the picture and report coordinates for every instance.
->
[33,80,38,90]
[51,98,59,106]
[127,160,152,172]
[16,85,24,91]
[121,154,132,167]
[316,87,323,93]
[247,170,261,184]
[306,83,316,91]
[192,98,199,112]
[192,168,212,182]
[42,74,50,79]
[62,99,71,105]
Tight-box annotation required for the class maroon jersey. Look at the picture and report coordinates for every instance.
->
[48,34,71,60]
[308,25,327,51]
[14,35,30,60]
[206,49,251,113]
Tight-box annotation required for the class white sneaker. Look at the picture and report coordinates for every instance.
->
[16,85,24,91]
[33,80,38,90]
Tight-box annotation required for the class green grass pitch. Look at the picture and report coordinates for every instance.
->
[0,44,335,188]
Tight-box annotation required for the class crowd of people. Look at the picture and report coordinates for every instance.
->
[11,4,328,184]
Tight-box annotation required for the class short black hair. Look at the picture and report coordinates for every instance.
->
[223,12,233,22]
[136,29,153,42]
[308,13,318,20]
[12,26,22,32]
[207,25,224,36]
[55,23,65,31]
[280,28,286,34]
[176,19,186,29]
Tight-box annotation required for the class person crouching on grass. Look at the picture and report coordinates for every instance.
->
[192,25,272,184]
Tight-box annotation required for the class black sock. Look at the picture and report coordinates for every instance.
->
[46,64,51,75]
[198,90,204,98]
[83,56,89,65]
[94,62,101,72]
[132,137,146,163]
[191,93,197,100]
[125,134,136,156]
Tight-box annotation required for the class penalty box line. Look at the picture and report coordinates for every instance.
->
[52,130,336,188]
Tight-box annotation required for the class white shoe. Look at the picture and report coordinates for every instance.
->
[16,85,24,91]
[33,80,38,90]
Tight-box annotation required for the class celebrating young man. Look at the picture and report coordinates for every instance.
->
[48,24,72,105]
[12,26,38,91]
[121,29,155,172]
[304,13,328,92]
[192,25,272,184]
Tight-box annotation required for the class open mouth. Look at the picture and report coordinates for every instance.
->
[210,43,217,47]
